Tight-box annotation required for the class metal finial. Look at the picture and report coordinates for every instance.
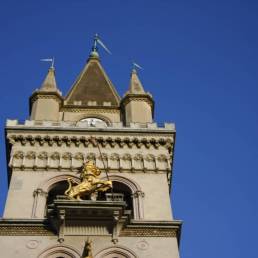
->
[92,33,98,52]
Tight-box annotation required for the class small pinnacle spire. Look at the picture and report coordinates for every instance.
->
[128,67,146,94]
[39,67,59,93]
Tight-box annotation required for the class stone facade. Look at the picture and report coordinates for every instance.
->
[0,40,182,258]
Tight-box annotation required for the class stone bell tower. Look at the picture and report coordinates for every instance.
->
[0,36,182,258]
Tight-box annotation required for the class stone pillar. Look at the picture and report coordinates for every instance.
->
[32,188,48,218]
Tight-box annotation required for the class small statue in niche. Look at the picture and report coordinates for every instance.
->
[83,239,93,258]
[65,160,112,200]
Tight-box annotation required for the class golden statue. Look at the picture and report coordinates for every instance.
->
[65,160,112,200]
[83,239,93,258]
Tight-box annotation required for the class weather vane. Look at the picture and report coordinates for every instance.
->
[91,34,111,55]
[40,57,55,69]
[132,61,143,71]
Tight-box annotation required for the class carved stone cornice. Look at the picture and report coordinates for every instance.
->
[6,134,174,151]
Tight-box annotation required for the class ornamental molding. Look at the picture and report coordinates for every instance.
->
[61,107,120,114]
[7,135,173,151]
[121,94,154,108]
[0,225,54,236]
[119,227,177,237]
[95,245,138,258]
[30,94,62,104]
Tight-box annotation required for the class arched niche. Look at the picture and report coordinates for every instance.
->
[95,246,138,258]
[40,174,80,193]
[34,174,144,219]
[32,175,80,218]
[98,181,133,214]
[37,244,80,258]
[101,175,144,219]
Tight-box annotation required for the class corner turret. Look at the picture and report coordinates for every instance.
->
[30,66,62,121]
[121,68,154,125]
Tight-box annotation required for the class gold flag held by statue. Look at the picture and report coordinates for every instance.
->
[65,160,112,201]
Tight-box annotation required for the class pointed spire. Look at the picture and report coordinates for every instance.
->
[39,67,60,93]
[128,68,146,94]
[65,56,120,106]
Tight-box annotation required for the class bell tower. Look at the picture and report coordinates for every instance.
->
[0,36,182,258]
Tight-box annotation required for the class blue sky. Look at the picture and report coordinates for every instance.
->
[1,1,258,257]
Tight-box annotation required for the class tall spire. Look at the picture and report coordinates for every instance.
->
[39,67,60,94]
[128,68,146,94]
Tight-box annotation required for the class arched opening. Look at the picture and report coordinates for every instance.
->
[47,181,69,206]
[95,246,137,258]
[39,174,143,220]
[97,181,133,216]
[37,245,81,258]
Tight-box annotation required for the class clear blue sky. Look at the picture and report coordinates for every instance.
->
[1,1,258,257]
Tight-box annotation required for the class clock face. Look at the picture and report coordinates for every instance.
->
[80,117,107,126]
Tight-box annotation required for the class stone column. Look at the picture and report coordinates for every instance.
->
[31,188,48,218]
[132,190,145,219]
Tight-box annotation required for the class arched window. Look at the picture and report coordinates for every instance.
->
[37,175,143,219]
[95,246,137,258]
[47,181,69,205]
[37,245,80,258]
[97,181,133,216]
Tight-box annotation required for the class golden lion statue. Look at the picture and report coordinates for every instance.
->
[65,160,112,200]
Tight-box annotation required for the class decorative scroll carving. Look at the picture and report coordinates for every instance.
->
[12,151,24,167]
[74,152,84,160]
[26,151,36,160]
[86,152,96,161]
[38,152,48,160]
[13,151,24,159]
[133,154,144,170]
[110,153,120,169]
[50,152,60,160]
[62,152,72,160]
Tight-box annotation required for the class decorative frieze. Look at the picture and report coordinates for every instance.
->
[10,150,171,172]
[119,227,177,237]
[0,225,54,236]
